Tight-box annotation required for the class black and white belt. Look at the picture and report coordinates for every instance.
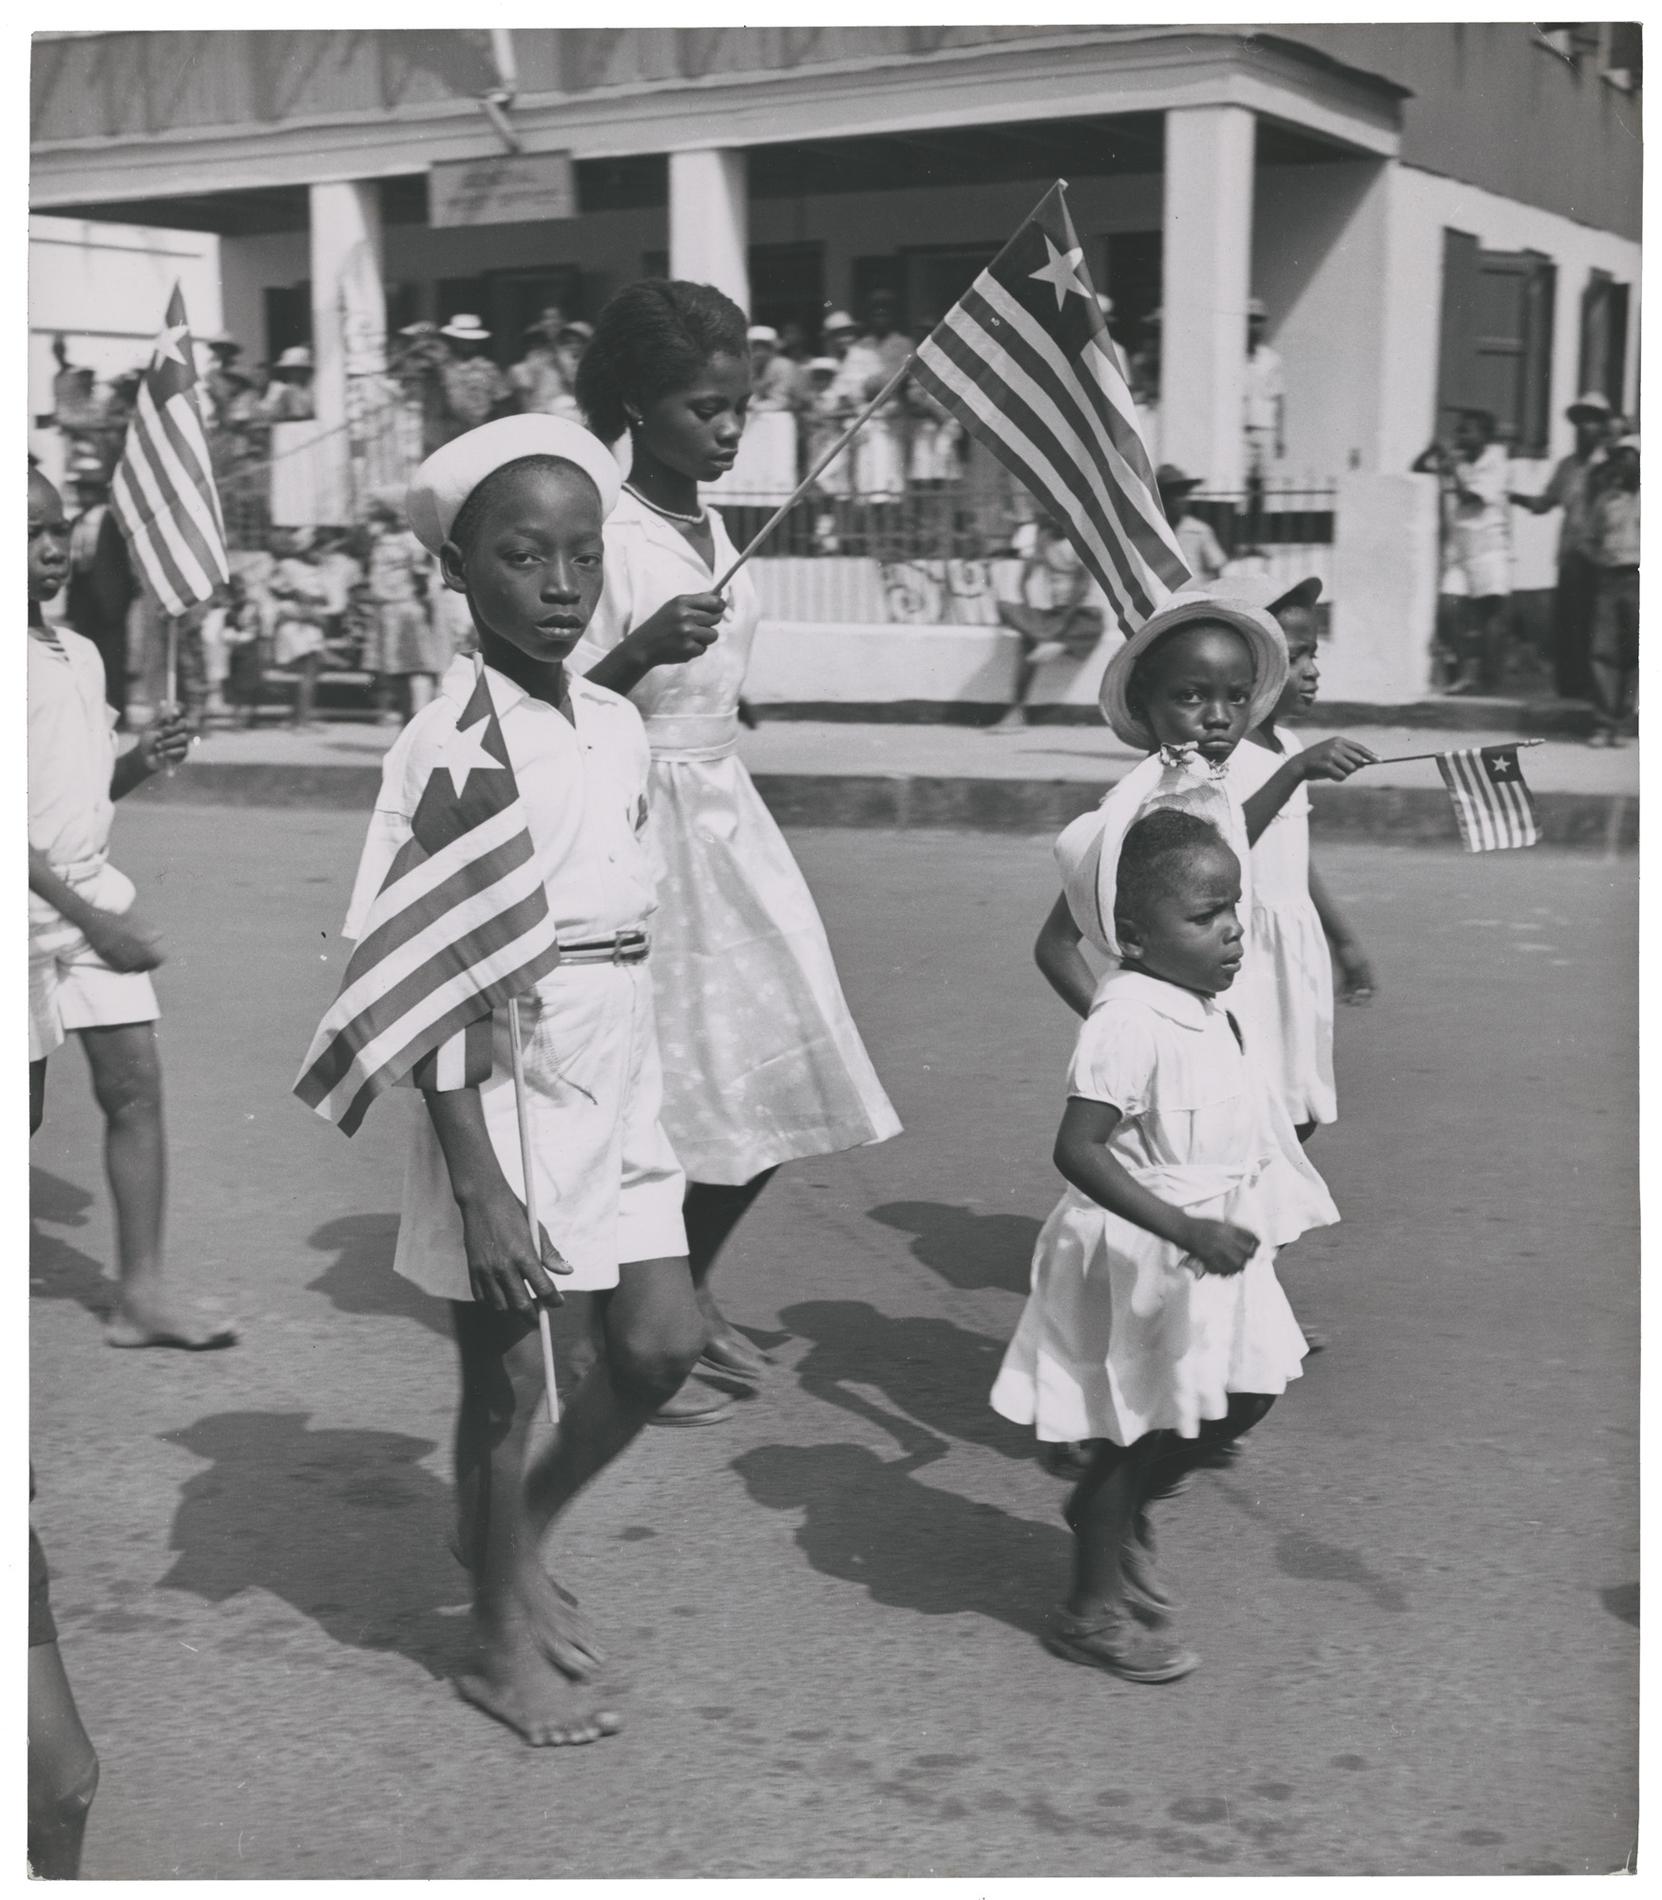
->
[559,929,650,965]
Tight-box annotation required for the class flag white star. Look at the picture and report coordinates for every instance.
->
[152,322,190,370]
[1028,235,1090,311]
[437,712,504,800]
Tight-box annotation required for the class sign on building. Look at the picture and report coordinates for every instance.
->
[429,152,577,229]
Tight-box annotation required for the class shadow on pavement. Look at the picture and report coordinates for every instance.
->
[1216,1474,1410,1613]
[730,1441,1065,1636]
[159,1409,469,1677]
[779,1298,1037,1462]
[867,1200,1042,1294]
[30,1168,111,1319]
[306,1212,451,1338]
[1600,1582,1639,1627]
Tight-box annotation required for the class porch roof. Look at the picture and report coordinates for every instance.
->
[31,27,1405,220]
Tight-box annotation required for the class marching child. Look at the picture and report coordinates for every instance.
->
[573,280,901,1421]
[992,808,1338,1682]
[1223,576,1377,1139]
[343,415,707,1748]
[27,465,235,1350]
[1034,592,1374,1019]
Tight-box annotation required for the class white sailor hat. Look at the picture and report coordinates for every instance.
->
[405,414,622,555]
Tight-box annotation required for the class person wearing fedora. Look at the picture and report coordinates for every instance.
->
[1585,433,1640,745]
[63,455,137,726]
[260,346,315,421]
[438,315,513,443]
[1156,466,1226,583]
[1510,391,1613,702]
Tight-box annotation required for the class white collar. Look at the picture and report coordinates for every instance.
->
[437,655,601,720]
[1096,967,1222,1032]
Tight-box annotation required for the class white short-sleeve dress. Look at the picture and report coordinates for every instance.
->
[572,491,901,1185]
[1228,731,1336,1126]
[990,969,1336,1446]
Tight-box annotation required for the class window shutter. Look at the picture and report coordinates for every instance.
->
[1436,228,1480,431]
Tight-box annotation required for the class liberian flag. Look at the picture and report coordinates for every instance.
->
[1436,745,1540,852]
[295,665,562,1135]
[109,283,230,615]
[913,181,1188,633]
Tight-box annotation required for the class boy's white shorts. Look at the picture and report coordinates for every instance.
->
[394,959,688,1303]
[29,921,160,1063]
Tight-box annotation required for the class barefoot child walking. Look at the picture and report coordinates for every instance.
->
[28,465,236,1351]
[993,810,1338,1681]
[321,417,708,1746]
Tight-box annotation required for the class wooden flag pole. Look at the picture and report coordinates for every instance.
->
[1366,738,1545,767]
[710,354,917,595]
[507,996,560,1425]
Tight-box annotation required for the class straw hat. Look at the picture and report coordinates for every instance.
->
[822,310,858,335]
[439,314,492,342]
[747,324,780,346]
[275,346,313,372]
[1098,593,1289,751]
[1566,391,1613,422]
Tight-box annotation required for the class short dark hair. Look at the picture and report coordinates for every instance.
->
[447,455,602,555]
[1113,807,1234,937]
[1457,407,1497,441]
[576,279,748,442]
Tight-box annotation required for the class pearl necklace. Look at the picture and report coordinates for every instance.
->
[624,482,707,527]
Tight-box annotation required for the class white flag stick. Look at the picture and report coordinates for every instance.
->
[1365,738,1545,767]
[164,616,179,709]
[507,996,560,1425]
[711,354,917,594]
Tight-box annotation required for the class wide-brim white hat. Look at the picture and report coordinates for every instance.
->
[440,314,492,342]
[1098,593,1289,750]
[405,414,622,555]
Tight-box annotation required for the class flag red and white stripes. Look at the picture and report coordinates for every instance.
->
[913,181,1189,633]
[109,283,230,616]
[294,666,562,1135]
[1436,745,1540,852]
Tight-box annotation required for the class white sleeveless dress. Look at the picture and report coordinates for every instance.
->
[1227,731,1337,1127]
[572,490,901,1185]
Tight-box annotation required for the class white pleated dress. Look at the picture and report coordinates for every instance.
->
[573,492,901,1185]
[990,970,1337,1446]
[1227,731,1337,1127]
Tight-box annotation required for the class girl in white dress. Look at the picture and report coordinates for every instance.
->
[573,281,902,1419]
[1227,582,1378,1139]
[992,809,1337,1684]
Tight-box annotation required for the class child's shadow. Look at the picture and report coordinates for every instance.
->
[780,1298,1036,1463]
[306,1213,450,1338]
[30,1167,112,1319]
[730,1441,1066,1637]
[867,1200,1041,1294]
[159,1409,469,1677]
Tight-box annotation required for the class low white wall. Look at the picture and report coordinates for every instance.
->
[747,620,1017,706]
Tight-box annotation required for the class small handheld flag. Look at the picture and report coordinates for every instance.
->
[110,284,230,616]
[912,181,1188,632]
[294,666,562,1134]
[1435,744,1540,852]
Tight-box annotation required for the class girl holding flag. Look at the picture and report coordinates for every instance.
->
[572,280,901,1420]
[302,416,708,1748]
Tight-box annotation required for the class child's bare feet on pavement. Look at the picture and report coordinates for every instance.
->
[522,1563,605,1682]
[456,1620,621,1748]
[104,1282,238,1351]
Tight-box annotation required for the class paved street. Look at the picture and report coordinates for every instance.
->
[30,806,1637,1878]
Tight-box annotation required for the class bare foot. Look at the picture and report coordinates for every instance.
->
[456,1626,621,1748]
[446,1534,605,1680]
[105,1286,238,1351]
[520,1563,606,1681]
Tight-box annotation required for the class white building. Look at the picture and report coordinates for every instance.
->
[30,25,1641,705]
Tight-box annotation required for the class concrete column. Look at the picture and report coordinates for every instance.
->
[669,149,749,313]
[1161,105,1255,492]
[1327,472,1438,702]
[304,180,384,522]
